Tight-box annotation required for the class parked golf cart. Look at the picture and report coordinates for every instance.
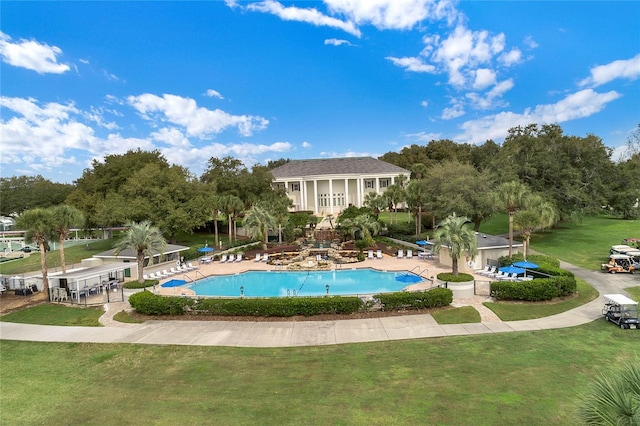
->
[610,245,634,255]
[601,254,637,274]
[602,294,639,329]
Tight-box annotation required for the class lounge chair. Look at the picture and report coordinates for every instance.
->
[397,249,404,259]
[143,274,149,280]
[169,267,178,275]
[187,262,198,270]
[162,269,173,277]
[219,254,228,263]
[368,250,374,260]
[262,253,269,262]
[236,254,243,262]
[475,265,490,275]
[406,250,413,259]
[376,250,382,259]
[228,254,235,262]
[254,253,261,262]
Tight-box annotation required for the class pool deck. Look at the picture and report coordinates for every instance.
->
[155,253,452,297]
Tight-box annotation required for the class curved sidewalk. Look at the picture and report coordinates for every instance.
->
[0,263,637,348]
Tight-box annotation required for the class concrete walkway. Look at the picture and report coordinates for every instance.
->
[1,262,637,347]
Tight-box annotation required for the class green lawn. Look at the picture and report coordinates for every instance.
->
[2,321,637,425]
[0,304,103,326]
[432,306,481,324]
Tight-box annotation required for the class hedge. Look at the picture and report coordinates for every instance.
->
[490,275,577,302]
[437,272,474,282]
[128,291,363,317]
[123,279,159,290]
[374,287,453,311]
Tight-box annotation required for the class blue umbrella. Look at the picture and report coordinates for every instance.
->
[513,261,539,269]
[498,265,526,275]
[198,246,214,253]
[415,240,428,246]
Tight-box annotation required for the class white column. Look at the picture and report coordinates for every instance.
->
[300,179,305,211]
[313,179,318,214]
[329,179,334,214]
[357,178,362,207]
[344,178,349,209]
[375,177,380,194]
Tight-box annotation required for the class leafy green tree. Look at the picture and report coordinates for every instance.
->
[243,204,277,248]
[431,213,478,276]
[576,360,640,425]
[405,179,430,238]
[363,192,386,218]
[16,208,56,294]
[513,195,557,258]
[496,181,531,256]
[383,184,405,225]
[113,221,167,284]
[338,214,381,258]
[51,205,85,273]
[0,175,73,216]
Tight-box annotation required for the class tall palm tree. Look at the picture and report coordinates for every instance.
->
[405,179,430,238]
[243,204,277,248]
[496,181,531,256]
[513,195,557,258]
[384,184,405,225]
[16,208,55,295]
[363,192,385,218]
[576,361,640,425]
[113,221,167,283]
[431,213,478,276]
[206,192,223,248]
[220,195,244,244]
[51,205,84,273]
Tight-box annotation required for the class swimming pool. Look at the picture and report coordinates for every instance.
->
[186,269,423,297]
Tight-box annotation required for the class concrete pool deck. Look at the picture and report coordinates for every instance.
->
[1,259,638,347]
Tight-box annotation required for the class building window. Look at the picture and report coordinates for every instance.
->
[290,183,300,192]
[364,179,375,189]
[379,179,390,188]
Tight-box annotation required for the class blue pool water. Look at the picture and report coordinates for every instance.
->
[186,269,422,297]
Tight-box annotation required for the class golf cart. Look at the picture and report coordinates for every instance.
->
[601,254,636,274]
[602,294,639,329]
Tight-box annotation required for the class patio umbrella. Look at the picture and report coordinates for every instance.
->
[498,265,526,275]
[513,261,539,269]
[415,240,428,246]
[197,246,214,253]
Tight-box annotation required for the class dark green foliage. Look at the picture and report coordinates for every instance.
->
[374,287,453,311]
[128,290,195,315]
[387,221,415,238]
[498,253,560,268]
[337,205,373,221]
[123,279,159,289]
[437,272,474,282]
[0,175,74,216]
[490,276,577,301]
[129,292,363,317]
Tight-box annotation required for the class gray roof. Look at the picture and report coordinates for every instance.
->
[476,233,523,250]
[270,157,410,179]
[94,244,189,259]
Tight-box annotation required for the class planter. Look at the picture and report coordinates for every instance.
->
[438,278,474,299]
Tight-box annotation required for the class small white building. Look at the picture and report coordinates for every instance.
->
[437,233,524,273]
[270,157,410,215]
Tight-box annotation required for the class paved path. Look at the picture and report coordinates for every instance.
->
[1,263,637,347]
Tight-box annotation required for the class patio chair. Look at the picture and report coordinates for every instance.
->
[397,249,404,259]
[228,254,235,262]
[187,262,198,270]
[162,269,173,277]
[368,250,374,260]
[169,267,178,275]
[475,265,490,275]
[143,274,149,280]
[406,249,413,259]
[236,254,243,262]
[219,254,228,263]
[254,253,262,262]
[376,250,382,259]
[262,253,269,262]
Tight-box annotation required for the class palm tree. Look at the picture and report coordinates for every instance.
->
[576,361,640,425]
[113,221,167,283]
[405,179,430,238]
[384,184,405,225]
[206,193,223,248]
[431,213,478,276]
[16,208,55,295]
[51,205,84,273]
[496,181,531,257]
[243,204,277,248]
[363,192,386,218]
[513,195,557,258]
[220,195,244,244]
[339,214,382,258]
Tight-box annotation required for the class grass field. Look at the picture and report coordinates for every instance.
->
[2,321,638,425]
[0,304,103,326]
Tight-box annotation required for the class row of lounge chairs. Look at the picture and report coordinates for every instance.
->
[253,253,270,262]
[367,250,384,260]
[475,265,533,282]
[144,263,198,280]
[219,253,243,263]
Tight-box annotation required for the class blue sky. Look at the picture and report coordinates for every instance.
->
[1,1,639,183]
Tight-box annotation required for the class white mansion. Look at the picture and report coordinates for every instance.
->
[270,157,410,215]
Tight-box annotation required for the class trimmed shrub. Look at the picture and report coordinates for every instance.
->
[123,279,158,289]
[374,287,453,311]
[437,272,474,282]
[490,275,577,301]
[498,253,560,268]
[129,290,195,315]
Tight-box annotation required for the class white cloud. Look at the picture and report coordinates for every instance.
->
[245,0,361,37]
[386,56,436,73]
[466,78,514,110]
[0,31,70,74]
[302,141,312,148]
[151,127,191,148]
[319,150,382,158]
[579,54,640,88]
[454,89,622,143]
[127,93,268,138]
[205,89,224,99]
[325,0,461,30]
[523,35,538,49]
[421,100,428,108]
[324,38,353,46]
[403,131,440,142]
[472,68,496,90]
[498,48,522,66]
[441,102,465,119]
